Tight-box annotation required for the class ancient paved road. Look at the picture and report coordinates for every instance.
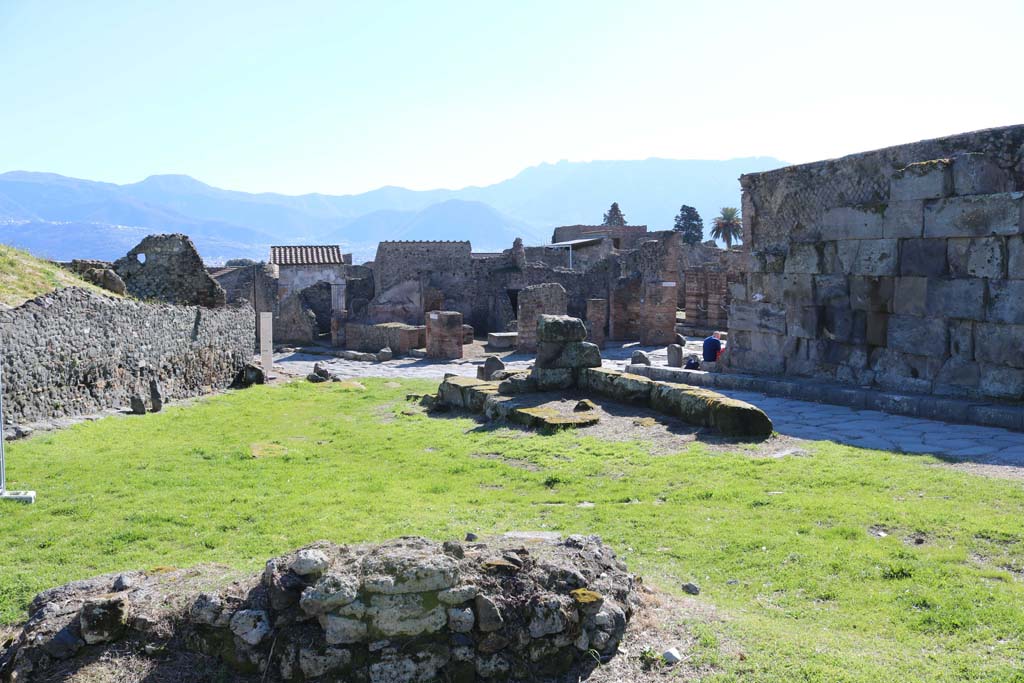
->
[274,343,1024,479]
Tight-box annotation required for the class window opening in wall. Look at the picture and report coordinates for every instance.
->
[136,253,146,264]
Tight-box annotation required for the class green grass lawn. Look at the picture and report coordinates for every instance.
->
[2,379,1023,681]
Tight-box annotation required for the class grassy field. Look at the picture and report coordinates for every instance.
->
[2,379,1023,681]
[0,243,108,307]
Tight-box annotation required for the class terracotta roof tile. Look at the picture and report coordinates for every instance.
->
[270,245,344,266]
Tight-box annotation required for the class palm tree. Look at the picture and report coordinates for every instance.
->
[711,207,742,249]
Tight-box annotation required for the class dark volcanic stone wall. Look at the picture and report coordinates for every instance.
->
[113,234,227,307]
[0,288,255,429]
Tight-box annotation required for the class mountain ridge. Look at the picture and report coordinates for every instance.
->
[0,156,787,263]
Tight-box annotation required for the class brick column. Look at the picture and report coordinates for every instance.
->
[640,280,678,346]
[585,298,607,349]
[516,283,567,353]
[426,310,464,359]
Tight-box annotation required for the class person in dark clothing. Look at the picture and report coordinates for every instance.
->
[702,331,722,362]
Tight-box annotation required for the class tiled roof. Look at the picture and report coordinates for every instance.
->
[270,245,344,266]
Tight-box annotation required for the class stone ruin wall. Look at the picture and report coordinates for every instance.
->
[372,241,472,302]
[112,233,226,307]
[552,224,649,249]
[515,283,568,353]
[0,288,254,430]
[727,124,1024,402]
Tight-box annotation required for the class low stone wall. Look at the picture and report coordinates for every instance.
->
[345,322,423,354]
[0,536,636,683]
[0,288,254,430]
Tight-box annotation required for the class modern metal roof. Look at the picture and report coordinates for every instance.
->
[269,245,344,266]
[547,237,608,248]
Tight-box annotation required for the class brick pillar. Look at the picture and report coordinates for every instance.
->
[585,298,607,349]
[640,280,678,346]
[426,310,463,359]
[516,283,567,353]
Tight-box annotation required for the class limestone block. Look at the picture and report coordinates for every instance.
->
[821,305,854,343]
[890,159,952,201]
[537,315,588,343]
[987,280,1024,324]
[882,200,925,238]
[819,206,884,240]
[727,281,747,300]
[747,273,784,302]
[952,153,1012,196]
[784,243,824,274]
[813,274,848,305]
[781,273,814,305]
[738,332,787,375]
[893,277,928,316]
[949,320,974,359]
[787,305,821,340]
[899,238,948,277]
[728,301,787,335]
[934,357,981,396]
[925,278,986,320]
[833,240,859,274]
[667,344,684,367]
[974,322,1024,369]
[535,341,601,369]
[1006,235,1024,278]
[979,364,1024,400]
[866,312,889,347]
[849,276,894,312]
[924,192,1024,238]
[947,237,1005,279]
[366,593,448,637]
[851,239,899,276]
[530,367,575,391]
[887,315,948,357]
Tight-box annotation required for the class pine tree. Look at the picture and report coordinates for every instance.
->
[602,202,626,226]
[673,205,704,245]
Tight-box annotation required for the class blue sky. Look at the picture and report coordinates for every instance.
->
[1,0,1021,195]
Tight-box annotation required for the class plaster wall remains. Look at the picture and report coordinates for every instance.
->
[727,124,1024,402]
[516,283,568,353]
[112,233,226,307]
[0,288,254,429]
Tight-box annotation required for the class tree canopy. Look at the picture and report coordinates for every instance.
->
[710,207,743,249]
[673,205,704,244]
[602,202,626,226]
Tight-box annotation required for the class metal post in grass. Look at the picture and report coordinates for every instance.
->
[0,349,35,503]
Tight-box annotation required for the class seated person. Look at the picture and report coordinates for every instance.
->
[702,331,723,362]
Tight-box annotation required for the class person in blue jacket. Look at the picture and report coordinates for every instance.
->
[702,331,722,362]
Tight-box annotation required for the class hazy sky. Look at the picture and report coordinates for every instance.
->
[2,0,1020,195]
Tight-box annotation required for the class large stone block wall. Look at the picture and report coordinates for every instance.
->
[728,125,1024,401]
[0,288,255,429]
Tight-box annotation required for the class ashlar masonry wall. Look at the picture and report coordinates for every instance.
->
[727,125,1024,401]
[0,288,255,428]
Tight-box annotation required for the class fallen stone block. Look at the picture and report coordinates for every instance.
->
[537,314,588,343]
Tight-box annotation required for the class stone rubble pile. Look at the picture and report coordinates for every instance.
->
[0,535,637,683]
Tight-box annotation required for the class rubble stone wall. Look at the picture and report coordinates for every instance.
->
[373,241,472,295]
[112,233,226,307]
[728,125,1024,401]
[345,322,423,354]
[0,288,254,429]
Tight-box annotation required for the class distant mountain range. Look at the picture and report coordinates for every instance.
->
[0,157,787,263]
